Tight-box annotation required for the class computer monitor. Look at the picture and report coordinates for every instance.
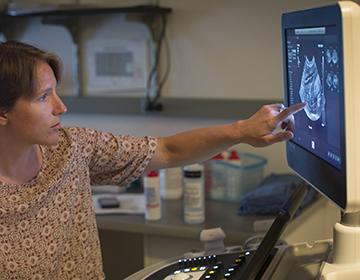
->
[282,1,360,213]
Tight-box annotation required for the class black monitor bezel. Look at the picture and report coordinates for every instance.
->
[282,3,347,210]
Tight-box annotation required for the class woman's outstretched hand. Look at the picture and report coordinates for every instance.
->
[237,102,307,147]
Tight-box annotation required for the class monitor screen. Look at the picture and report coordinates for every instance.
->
[285,25,341,170]
[282,1,360,212]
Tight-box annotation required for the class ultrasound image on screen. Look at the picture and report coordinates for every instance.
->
[286,26,341,169]
[299,55,326,123]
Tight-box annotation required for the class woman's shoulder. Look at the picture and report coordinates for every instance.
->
[59,126,102,145]
[42,127,97,154]
[60,126,96,138]
[57,126,157,153]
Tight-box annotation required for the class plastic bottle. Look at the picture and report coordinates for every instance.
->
[183,164,205,224]
[159,167,183,200]
[210,153,227,200]
[226,151,243,201]
[144,171,161,221]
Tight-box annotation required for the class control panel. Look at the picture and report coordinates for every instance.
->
[143,248,278,280]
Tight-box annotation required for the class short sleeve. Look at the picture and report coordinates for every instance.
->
[88,131,157,187]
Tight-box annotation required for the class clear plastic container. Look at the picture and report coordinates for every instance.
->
[210,153,227,200]
[226,150,242,199]
[212,153,267,202]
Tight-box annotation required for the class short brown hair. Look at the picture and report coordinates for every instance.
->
[0,40,63,112]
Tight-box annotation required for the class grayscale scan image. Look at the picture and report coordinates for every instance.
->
[299,55,326,124]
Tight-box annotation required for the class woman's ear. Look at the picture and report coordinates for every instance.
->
[0,108,8,126]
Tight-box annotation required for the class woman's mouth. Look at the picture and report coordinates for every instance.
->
[51,122,61,129]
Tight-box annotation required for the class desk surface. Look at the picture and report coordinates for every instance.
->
[96,198,275,245]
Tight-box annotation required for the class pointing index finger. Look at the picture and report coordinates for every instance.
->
[278,102,307,119]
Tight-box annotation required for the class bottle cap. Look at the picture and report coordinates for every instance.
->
[229,150,240,160]
[212,153,224,160]
[183,164,203,171]
[146,171,159,177]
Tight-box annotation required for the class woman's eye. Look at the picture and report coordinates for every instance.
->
[40,94,48,101]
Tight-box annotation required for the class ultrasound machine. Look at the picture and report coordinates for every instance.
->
[125,2,360,279]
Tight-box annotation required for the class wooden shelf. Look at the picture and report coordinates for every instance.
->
[2,4,171,18]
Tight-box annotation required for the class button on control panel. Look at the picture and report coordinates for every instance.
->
[144,248,277,280]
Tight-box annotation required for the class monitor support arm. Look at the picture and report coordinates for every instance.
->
[320,211,360,279]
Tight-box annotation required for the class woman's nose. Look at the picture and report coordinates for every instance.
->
[53,94,67,115]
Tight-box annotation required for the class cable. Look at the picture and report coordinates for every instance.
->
[146,14,165,109]
[153,29,171,106]
[145,13,170,111]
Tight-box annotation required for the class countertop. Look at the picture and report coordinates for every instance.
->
[95,197,276,245]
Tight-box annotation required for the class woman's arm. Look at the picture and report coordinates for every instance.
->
[145,102,306,171]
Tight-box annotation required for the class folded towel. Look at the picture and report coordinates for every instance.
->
[237,173,317,215]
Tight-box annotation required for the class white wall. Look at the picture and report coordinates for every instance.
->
[158,0,345,100]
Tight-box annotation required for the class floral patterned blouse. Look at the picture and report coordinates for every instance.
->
[0,127,157,279]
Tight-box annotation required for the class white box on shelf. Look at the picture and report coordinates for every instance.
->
[85,39,148,96]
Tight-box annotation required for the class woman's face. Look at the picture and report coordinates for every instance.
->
[4,60,67,147]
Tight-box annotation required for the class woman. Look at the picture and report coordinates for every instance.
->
[0,41,305,279]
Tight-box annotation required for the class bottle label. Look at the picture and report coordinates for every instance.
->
[185,211,204,221]
[145,187,159,208]
[184,171,202,178]
[160,169,182,190]
[184,182,202,208]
